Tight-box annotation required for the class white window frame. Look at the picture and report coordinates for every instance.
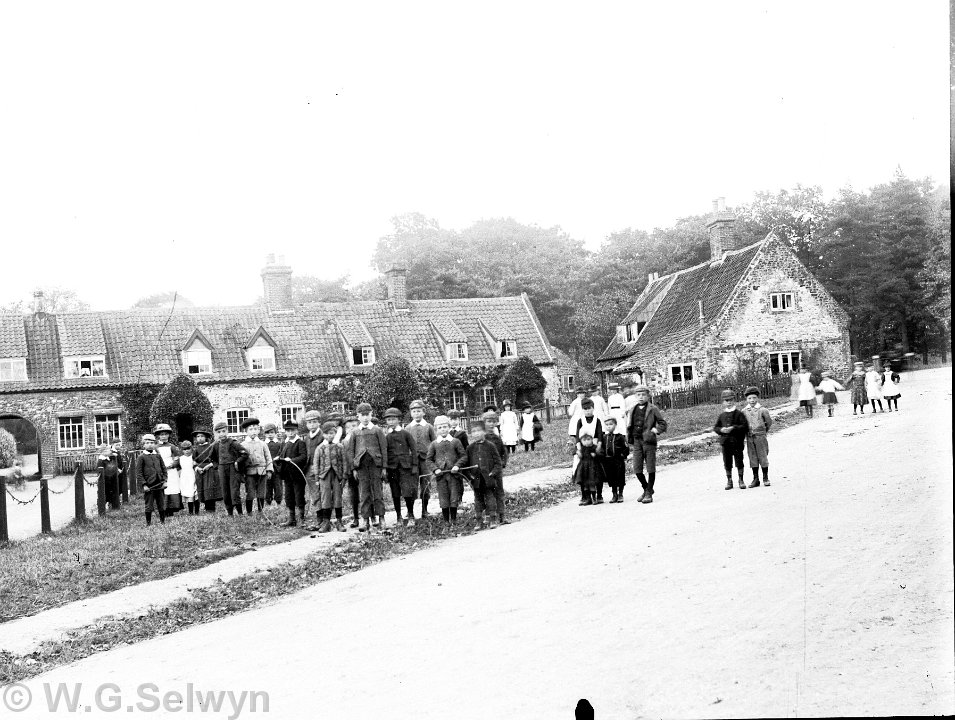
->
[64,355,107,379]
[668,363,695,385]
[625,324,635,342]
[499,340,516,358]
[0,358,27,382]
[352,346,376,366]
[562,375,575,391]
[480,386,496,407]
[248,345,276,372]
[94,414,122,446]
[449,389,467,411]
[769,351,801,376]
[58,416,85,450]
[279,404,304,426]
[446,342,469,361]
[770,292,794,312]
[183,348,213,375]
[226,408,250,435]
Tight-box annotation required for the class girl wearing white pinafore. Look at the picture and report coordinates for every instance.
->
[865,366,884,413]
[881,368,901,411]
[796,367,817,417]
[498,400,520,454]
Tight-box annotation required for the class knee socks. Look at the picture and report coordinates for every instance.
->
[450,507,458,521]
[257,498,265,512]
[391,486,403,519]
[636,472,647,489]
[404,498,415,518]
[647,473,655,492]
[752,467,760,481]
[351,493,359,520]
[762,467,769,482]
[441,508,451,523]
[335,507,343,521]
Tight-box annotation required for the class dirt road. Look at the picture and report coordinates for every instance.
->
[12,368,953,719]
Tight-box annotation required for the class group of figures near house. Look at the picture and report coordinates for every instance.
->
[793,360,902,418]
[108,397,544,533]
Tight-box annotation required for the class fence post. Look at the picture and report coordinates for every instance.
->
[121,454,130,504]
[127,452,138,498]
[97,469,106,516]
[40,477,52,534]
[74,462,87,524]
[0,473,8,544]
[545,400,551,424]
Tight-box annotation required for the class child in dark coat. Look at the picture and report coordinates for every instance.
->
[208,422,250,516]
[313,422,347,533]
[713,389,750,490]
[464,421,502,531]
[426,415,468,526]
[573,434,604,506]
[448,410,469,450]
[96,442,125,509]
[383,407,419,526]
[136,433,167,525]
[599,417,630,502]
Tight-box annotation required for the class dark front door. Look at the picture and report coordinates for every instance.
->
[174,413,194,444]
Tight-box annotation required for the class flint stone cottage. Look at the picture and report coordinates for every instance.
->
[595,199,851,388]
[0,258,559,476]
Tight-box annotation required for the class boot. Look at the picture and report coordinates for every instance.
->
[609,489,619,503]
[640,491,653,504]
[580,494,593,506]
[318,520,332,533]
[748,478,761,488]
[617,488,624,503]
[350,517,359,528]
[738,478,746,489]
[594,494,604,505]
[281,509,297,527]
[334,519,346,532]
[725,478,733,490]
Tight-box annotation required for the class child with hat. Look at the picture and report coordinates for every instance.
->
[312,421,348,532]
[136,433,167,525]
[482,409,509,523]
[600,417,630,502]
[448,410,469,450]
[95,441,125,510]
[817,371,845,417]
[343,403,388,532]
[518,403,542,451]
[498,399,520,454]
[341,414,361,526]
[713,389,750,490]
[426,415,468,526]
[405,400,436,519]
[881,365,900,412]
[865,364,885,413]
[383,407,419,527]
[263,422,284,506]
[177,440,200,514]
[464,420,502,530]
[626,386,667,503]
[741,387,772,488]
[241,417,274,514]
[303,410,325,529]
[846,361,869,415]
[796,365,817,418]
[191,428,218,513]
[209,421,250,516]
[153,423,183,516]
[573,433,604,506]
[277,418,308,527]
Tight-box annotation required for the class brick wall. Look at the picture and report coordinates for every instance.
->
[202,380,306,431]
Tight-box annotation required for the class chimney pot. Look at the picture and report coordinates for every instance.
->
[385,264,409,310]
[261,257,293,313]
[32,290,45,314]
[265,253,276,265]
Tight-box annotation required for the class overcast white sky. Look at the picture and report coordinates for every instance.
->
[0,1,948,310]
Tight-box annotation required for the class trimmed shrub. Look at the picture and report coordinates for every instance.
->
[0,427,17,469]
[495,355,547,409]
[363,357,421,417]
[148,375,214,445]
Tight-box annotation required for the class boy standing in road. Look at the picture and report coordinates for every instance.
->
[426,415,468,527]
[405,400,436,519]
[626,386,667,504]
[464,421,502,531]
[209,422,250,516]
[313,421,348,532]
[344,403,388,533]
[277,419,308,526]
[741,386,772,488]
[263,423,283,506]
[713,389,750,490]
[241,417,273,514]
[383,407,419,526]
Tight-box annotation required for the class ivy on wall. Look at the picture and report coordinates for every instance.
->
[297,375,365,415]
[495,356,547,408]
[148,374,214,444]
[118,383,163,447]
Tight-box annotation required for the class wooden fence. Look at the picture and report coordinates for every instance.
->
[652,375,793,412]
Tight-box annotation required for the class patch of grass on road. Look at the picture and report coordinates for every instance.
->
[664,396,795,440]
[0,479,579,685]
[0,504,300,623]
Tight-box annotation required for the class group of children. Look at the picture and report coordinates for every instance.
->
[797,361,902,417]
[134,401,516,532]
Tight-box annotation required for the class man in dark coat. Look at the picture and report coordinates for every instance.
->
[713,389,750,490]
[383,407,419,526]
[464,421,502,531]
[626,386,668,504]
[277,419,308,526]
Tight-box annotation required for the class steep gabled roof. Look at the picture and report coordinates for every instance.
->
[245,326,278,349]
[0,314,27,358]
[2,295,554,393]
[181,328,214,352]
[595,239,764,372]
[430,318,467,344]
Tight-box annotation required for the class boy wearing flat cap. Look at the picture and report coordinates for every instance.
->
[303,410,325,530]
[713,389,749,490]
[209,421,250,516]
[344,403,389,532]
[404,399,436,519]
[448,410,469,450]
[313,421,348,532]
[263,423,283,506]
[277,418,308,527]
[383,407,419,526]
[241,417,273,514]
[341,414,361,526]
[626,386,667,504]
[426,415,468,526]
[742,386,772,488]
[482,409,509,522]
[464,420,502,530]
[137,433,167,525]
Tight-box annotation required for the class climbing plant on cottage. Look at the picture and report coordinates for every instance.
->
[495,356,547,408]
[148,374,214,444]
[362,357,421,416]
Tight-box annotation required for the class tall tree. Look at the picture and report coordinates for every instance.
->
[3,287,90,313]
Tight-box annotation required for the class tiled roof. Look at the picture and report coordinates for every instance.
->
[0,314,28,357]
[1,295,554,393]
[596,240,764,371]
[430,318,467,343]
[479,317,514,341]
[335,318,375,348]
[56,313,107,356]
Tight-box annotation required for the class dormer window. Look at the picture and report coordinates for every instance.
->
[185,348,212,375]
[625,325,635,342]
[498,340,516,358]
[0,358,27,382]
[64,356,106,378]
[352,346,376,366]
[447,342,469,361]
[244,327,279,373]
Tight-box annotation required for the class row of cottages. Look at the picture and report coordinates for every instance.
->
[0,258,569,475]
[594,199,851,388]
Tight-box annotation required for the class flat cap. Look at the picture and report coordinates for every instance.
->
[303,410,321,421]
[321,421,339,433]
[213,421,229,431]
[283,419,299,430]
[744,386,760,397]
[383,407,403,419]
[262,422,278,433]
[239,417,260,430]
[720,389,735,400]
[409,399,425,410]
[356,402,373,414]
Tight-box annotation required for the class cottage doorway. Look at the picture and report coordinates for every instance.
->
[0,413,42,479]
[174,413,195,444]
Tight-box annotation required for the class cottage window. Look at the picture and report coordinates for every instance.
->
[64,356,106,379]
[94,414,122,446]
[447,342,469,361]
[769,351,801,375]
[58,416,85,450]
[0,358,27,382]
[668,363,694,384]
[184,349,212,375]
[248,346,276,372]
[330,402,350,416]
[625,325,634,342]
[352,346,376,366]
[499,340,516,358]
[770,292,794,312]
[480,386,496,407]
[562,375,575,391]
[279,404,304,426]
[636,321,646,334]
[226,409,250,435]
[449,390,467,411]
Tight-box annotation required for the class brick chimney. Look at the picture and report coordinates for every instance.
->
[32,290,46,314]
[261,254,293,313]
[385,264,409,310]
[705,197,740,260]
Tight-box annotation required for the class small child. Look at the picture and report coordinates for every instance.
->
[154,423,182,516]
[464,421,501,531]
[519,403,542,451]
[741,387,772,488]
[313,421,347,532]
[241,417,274,514]
[498,399,520,454]
[136,433,167,525]
[426,415,468,527]
[865,365,885,413]
[599,417,629,502]
[573,434,604,506]
[817,371,845,417]
[96,442,125,509]
[448,410,469,450]
[881,366,901,411]
[713,389,749,490]
[342,414,361,526]
[846,361,868,415]
[178,440,200,514]
[571,399,605,501]
[263,423,284,506]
